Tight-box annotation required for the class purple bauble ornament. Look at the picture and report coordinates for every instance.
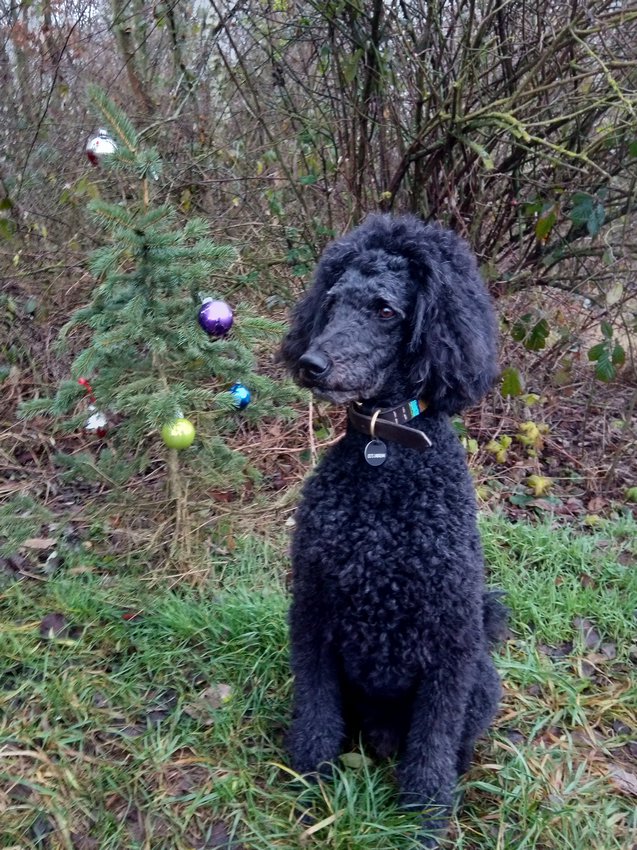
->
[197,299,234,337]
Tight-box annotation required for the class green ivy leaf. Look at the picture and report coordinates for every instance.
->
[569,193,593,227]
[511,313,532,342]
[587,201,605,236]
[525,318,550,351]
[509,492,536,507]
[612,344,626,367]
[501,366,524,397]
[595,359,615,382]
[601,320,613,339]
[535,208,557,242]
[587,343,605,361]
[511,314,549,351]
[452,417,468,437]
[593,348,616,382]
[0,219,16,239]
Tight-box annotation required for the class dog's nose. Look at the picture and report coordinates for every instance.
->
[298,351,331,380]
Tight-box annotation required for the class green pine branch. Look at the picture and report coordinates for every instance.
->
[88,85,138,153]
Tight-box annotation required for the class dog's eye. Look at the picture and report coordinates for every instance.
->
[377,304,396,320]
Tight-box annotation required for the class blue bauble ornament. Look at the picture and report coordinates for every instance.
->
[229,383,251,409]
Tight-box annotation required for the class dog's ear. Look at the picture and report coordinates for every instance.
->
[407,227,498,414]
[278,239,356,370]
[278,284,324,370]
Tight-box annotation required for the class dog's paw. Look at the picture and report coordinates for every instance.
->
[399,796,447,849]
[398,765,455,848]
[286,721,341,777]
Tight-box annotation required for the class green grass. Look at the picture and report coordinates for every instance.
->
[1,516,635,849]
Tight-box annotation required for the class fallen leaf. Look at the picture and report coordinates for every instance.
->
[617,550,635,566]
[117,724,145,738]
[30,814,55,846]
[340,751,373,769]
[70,833,100,850]
[587,496,606,512]
[579,651,611,677]
[39,612,69,638]
[44,550,61,571]
[68,565,94,576]
[612,720,633,736]
[92,692,110,709]
[609,766,637,796]
[601,642,617,660]
[526,498,554,511]
[8,781,33,801]
[123,807,145,843]
[579,658,596,678]
[209,490,236,503]
[22,537,56,550]
[184,684,232,724]
[206,821,242,848]
[573,617,602,649]
[201,683,232,709]
[145,689,178,726]
[504,728,525,745]
[538,641,573,658]
[163,765,208,796]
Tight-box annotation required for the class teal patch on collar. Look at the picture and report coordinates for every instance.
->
[409,399,420,418]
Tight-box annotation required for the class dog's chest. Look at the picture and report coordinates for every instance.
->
[318,526,437,691]
[293,436,476,691]
[331,561,431,691]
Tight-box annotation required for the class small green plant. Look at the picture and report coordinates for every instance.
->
[516,420,549,457]
[588,321,626,382]
[569,190,606,237]
[486,435,512,463]
[511,311,550,351]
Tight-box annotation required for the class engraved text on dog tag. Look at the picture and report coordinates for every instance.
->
[364,439,387,466]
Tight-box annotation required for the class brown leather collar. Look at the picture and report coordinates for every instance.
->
[347,399,432,451]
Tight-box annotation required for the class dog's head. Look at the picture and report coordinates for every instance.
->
[279,214,498,414]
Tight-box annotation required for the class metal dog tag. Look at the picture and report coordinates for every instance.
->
[364,439,387,466]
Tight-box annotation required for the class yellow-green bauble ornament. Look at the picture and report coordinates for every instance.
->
[161,418,195,449]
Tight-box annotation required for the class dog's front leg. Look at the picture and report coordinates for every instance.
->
[286,589,345,777]
[397,660,474,846]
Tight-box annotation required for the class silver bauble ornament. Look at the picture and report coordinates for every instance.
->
[85,404,108,437]
[86,128,117,166]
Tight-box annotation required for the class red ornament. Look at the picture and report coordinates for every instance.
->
[78,377,108,437]
[78,377,95,402]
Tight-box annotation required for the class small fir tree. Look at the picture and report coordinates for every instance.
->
[21,87,296,562]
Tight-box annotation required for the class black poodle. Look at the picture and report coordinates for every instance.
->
[280,214,505,846]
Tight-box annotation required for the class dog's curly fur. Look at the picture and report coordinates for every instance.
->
[280,214,505,845]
